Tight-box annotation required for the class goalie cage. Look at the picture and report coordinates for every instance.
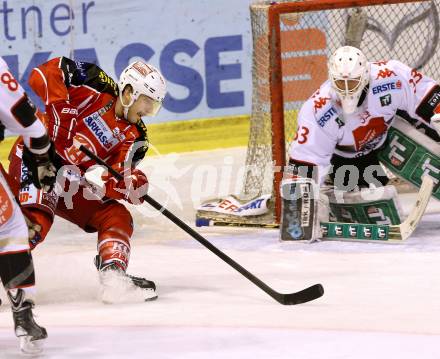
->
[196,0,440,227]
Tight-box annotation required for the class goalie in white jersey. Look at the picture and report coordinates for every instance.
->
[283,45,440,241]
[0,58,56,353]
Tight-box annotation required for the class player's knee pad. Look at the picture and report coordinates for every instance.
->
[91,203,134,271]
[93,202,134,239]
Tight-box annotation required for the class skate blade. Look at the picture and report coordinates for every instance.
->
[144,290,158,302]
[100,272,158,304]
[19,336,45,354]
[102,288,158,304]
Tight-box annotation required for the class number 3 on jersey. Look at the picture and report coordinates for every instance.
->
[0,71,18,92]
[293,126,309,144]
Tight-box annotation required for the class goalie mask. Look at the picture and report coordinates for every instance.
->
[328,46,370,114]
[118,61,166,120]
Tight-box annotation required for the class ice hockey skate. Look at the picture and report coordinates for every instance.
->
[94,255,157,304]
[8,289,47,354]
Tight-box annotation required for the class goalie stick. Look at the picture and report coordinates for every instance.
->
[197,175,435,243]
[79,145,324,305]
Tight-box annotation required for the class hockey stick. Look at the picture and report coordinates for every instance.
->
[397,175,434,240]
[79,145,324,305]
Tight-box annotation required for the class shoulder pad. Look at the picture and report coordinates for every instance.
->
[60,57,118,97]
[370,60,401,81]
[304,83,339,128]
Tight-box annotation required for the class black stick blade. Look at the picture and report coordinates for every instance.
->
[276,284,324,305]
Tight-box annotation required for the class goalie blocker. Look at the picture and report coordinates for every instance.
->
[280,160,325,241]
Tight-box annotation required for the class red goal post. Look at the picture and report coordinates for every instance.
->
[197,0,439,227]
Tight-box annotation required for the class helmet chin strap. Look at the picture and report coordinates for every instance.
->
[119,92,135,120]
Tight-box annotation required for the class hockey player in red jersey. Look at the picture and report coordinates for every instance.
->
[8,57,166,303]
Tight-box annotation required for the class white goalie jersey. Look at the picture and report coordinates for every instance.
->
[289,60,440,183]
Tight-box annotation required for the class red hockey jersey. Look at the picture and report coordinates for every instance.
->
[29,57,148,172]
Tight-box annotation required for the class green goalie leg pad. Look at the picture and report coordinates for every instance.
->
[329,196,402,225]
[378,118,440,199]
[320,222,392,241]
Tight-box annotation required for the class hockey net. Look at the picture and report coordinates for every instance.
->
[197,0,440,226]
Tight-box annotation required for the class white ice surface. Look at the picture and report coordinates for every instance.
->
[1,147,440,358]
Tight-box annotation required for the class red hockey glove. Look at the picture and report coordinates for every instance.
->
[104,168,149,205]
[46,101,78,152]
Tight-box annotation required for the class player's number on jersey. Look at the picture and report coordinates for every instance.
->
[293,126,310,144]
[409,68,422,93]
[0,71,18,92]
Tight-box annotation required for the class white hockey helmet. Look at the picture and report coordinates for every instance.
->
[118,61,166,119]
[328,46,370,114]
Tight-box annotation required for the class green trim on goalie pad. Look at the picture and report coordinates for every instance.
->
[329,198,401,225]
[378,120,440,200]
[321,222,390,241]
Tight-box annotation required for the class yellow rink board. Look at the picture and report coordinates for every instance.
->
[145,115,250,155]
[0,115,251,167]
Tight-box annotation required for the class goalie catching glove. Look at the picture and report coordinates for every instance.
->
[103,168,149,205]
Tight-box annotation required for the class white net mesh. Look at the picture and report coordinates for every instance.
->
[198,0,440,225]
